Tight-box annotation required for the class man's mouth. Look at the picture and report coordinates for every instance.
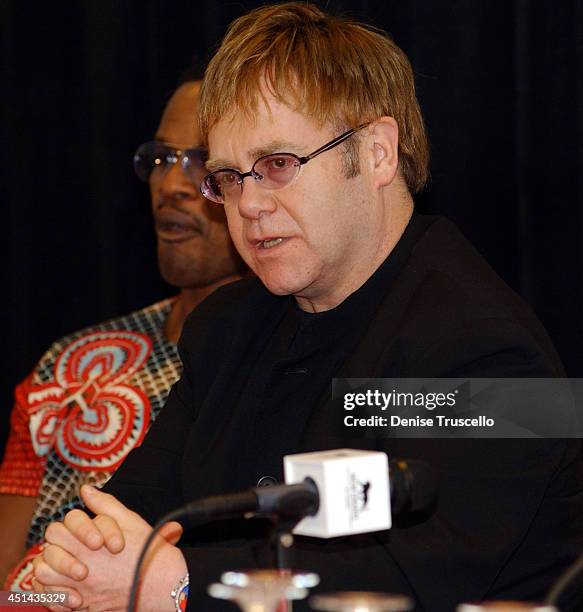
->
[259,238,284,249]
[155,209,203,242]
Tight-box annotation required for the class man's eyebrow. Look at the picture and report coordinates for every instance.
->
[249,140,305,159]
[154,133,175,145]
[206,140,307,172]
[206,158,235,172]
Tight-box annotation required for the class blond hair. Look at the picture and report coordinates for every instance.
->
[200,2,429,194]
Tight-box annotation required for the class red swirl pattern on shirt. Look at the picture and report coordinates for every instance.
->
[27,332,152,471]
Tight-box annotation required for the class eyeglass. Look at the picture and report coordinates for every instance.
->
[200,123,369,205]
[133,141,208,183]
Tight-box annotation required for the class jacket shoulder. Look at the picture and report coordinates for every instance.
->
[370,217,564,376]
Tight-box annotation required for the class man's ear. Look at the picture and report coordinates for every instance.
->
[365,117,399,189]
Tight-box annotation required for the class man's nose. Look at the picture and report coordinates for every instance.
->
[236,175,277,220]
[156,158,200,197]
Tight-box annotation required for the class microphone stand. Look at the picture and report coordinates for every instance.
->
[271,516,299,570]
[269,514,303,612]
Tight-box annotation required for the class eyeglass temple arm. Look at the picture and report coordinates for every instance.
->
[300,123,369,164]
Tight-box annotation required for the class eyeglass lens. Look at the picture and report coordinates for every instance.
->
[133,142,207,182]
[204,154,301,204]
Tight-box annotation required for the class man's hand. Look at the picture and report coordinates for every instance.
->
[32,485,186,612]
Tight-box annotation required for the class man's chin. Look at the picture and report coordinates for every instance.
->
[158,259,202,289]
[258,274,310,298]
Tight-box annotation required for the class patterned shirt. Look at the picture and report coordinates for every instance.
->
[0,298,181,590]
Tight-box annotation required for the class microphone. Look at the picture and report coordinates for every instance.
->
[388,458,439,516]
[167,449,437,537]
[177,477,320,524]
[283,448,436,537]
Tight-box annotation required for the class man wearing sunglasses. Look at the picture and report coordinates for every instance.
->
[32,4,583,611]
[0,78,244,592]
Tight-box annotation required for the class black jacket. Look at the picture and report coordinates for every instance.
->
[106,215,583,611]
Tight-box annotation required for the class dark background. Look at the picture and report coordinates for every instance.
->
[2,1,582,452]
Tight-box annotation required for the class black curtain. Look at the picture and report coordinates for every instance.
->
[2,1,582,451]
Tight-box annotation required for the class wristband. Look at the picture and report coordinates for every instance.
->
[171,573,189,612]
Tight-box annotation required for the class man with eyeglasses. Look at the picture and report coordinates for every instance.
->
[32,4,583,611]
[0,78,244,592]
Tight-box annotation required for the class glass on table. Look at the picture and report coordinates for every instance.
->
[208,569,319,612]
[457,603,557,611]
[310,591,413,611]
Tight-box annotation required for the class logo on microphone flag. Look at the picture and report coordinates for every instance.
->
[284,448,391,538]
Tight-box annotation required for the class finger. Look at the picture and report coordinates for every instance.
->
[48,586,85,612]
[81,485,142,527]
[43,542,88,581]
[32,578,84,611]
[45,520,93,558]
[63,508,104,550]
[31,577,76,612]
[32,549,71,586]
[158,521,183,546]
[32,557,82,610]
[93,513,125,553]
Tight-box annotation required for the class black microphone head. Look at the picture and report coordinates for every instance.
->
[255,478,319,519]
[389,459,438,516]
